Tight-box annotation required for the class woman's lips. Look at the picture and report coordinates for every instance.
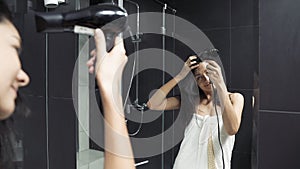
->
[11,85,18,98]
[11,85,18,92]
[204,83,211,87]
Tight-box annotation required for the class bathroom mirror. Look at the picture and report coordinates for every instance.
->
[75,1,259,169]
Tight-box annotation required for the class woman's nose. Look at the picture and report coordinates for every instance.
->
[17,69,30,87]
[203,73,210,82]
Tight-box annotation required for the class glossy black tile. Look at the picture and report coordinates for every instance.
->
[203,29,231,87]
[163,146,177,169]
[231,152,251,169]
[231,26,258,90]
[260,0,300,112]
[258,111,300,169]
[22,96,47,169]
[232,90,254,154]
[48,33,77,98]
[21,10,46,97]
[135,155,162,169]
[125,0,164,13]
[48,98,76,169]
[231,0,259,27]
[174,0,230,30]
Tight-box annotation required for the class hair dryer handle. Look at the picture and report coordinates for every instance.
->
[104,31,117,52]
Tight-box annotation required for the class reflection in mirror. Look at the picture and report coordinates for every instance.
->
[75,0,259,169]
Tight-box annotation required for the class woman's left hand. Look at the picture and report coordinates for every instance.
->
[205,60,226,88]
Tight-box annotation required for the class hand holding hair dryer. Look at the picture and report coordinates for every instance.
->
[35,3,128,51]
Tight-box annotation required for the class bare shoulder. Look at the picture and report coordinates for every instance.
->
[228,92,244,103]
[228,92,244,116]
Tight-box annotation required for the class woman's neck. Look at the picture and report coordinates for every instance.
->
[203,93,213,104]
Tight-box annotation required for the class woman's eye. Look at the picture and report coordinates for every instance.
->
[15,47,22,55]
[12,45,21,55]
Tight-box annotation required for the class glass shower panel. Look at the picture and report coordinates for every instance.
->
[76,0,104,169]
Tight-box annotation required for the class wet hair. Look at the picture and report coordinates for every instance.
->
[0,1,29,169]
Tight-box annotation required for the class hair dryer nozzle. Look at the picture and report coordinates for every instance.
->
[35,12,66,32]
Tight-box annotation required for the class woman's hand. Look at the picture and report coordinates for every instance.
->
[86,29,135,169]
[87,29,128,87]
[176,55,199,81]
[205,60,226,88]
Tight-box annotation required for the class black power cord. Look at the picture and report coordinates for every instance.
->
[212,84,225,169]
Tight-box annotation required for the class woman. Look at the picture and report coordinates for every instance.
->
[0,1,30,168]
[147,54,244,169]
[0,1,135,168]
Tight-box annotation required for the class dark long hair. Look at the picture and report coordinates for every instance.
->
[0,117,16,169]
[178,49,224,125]
[0,1,29,168]
[0,94,29,169]
[178,68,203,125]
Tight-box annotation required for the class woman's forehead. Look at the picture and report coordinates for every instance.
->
[194,62,208,74]
[0,19,20,38]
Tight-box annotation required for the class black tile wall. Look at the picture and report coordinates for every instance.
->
[232,90,253,154]
[258,1,300,169]
[125,0,163,13]
[45,5,80,169]
[125,70,167,169]
[13,4,48,169]
[231,152,251,169]
[260,0,300,112]
[258,111,300,169]
[123,0,259,169]
[174,0,230,30]
[12,0,261,168]
[48,33,77,99]
[163,147,176,169]
[21,10,46,97]
[135,155,161,169]
[137,34,163,51]
[231,0,259,27]
[48,98,76,169]
[22,96,47,169]
[203,29,231,86]
[231,26,259,90]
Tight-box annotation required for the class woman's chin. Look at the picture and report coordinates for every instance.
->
[0,102,15,120]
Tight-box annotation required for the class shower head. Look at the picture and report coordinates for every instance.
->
[35,3,128,51]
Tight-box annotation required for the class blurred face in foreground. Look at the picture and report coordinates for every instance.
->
[0,19,29,119]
